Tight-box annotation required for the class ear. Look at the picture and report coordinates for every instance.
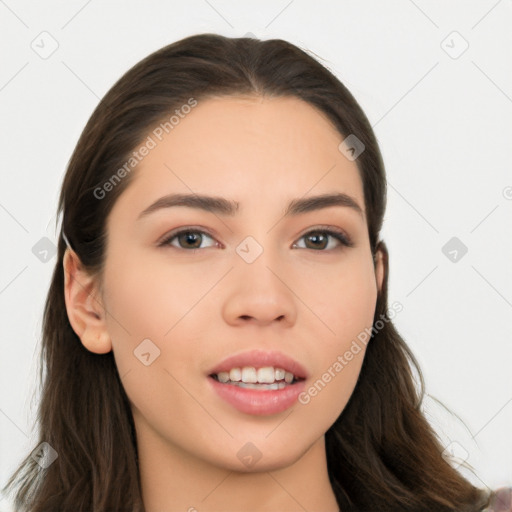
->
[374,245,385,294]
[63,247,112,354]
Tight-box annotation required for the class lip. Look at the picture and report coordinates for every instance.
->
[207,349,308,416]
[208,349,309,379]
[208,377,306,415]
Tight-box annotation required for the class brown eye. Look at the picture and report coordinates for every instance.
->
[293,228,353,251]
[304,231,330,250]
[159,229,216,250]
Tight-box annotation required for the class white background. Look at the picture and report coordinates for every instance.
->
[1,1,511,509]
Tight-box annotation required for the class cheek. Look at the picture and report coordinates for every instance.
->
[101,253,206,431]
[312,255,378,346]
[102,247,203,339]
[100,248,198,380]
[297,257,377,421]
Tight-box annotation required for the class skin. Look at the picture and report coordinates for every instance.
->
[63,95,384,512]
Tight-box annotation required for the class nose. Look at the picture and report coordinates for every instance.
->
[221,253,297,328]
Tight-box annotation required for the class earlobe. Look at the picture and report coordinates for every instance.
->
[63,247,112,354]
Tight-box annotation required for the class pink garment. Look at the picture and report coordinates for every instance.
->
[484,487,512,512]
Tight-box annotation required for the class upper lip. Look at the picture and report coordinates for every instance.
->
[208,349,308,379]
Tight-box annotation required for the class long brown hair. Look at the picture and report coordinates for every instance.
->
[2,33,494,512]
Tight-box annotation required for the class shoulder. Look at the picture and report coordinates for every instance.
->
[483,487,512,512]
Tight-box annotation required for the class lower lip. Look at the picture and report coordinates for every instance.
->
[208,377,306,416]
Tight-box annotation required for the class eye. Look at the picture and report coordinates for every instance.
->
[158,228,217,250]
[293,227,353,251]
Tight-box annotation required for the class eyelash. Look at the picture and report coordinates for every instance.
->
[157,226,354,252]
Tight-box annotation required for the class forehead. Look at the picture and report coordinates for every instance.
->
[113,95,365,220]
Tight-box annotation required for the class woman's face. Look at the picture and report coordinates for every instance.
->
[78,95,383,471]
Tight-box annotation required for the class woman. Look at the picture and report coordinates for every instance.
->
[2,33,509,512]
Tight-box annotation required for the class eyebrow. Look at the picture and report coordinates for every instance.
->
[137,192,364,220]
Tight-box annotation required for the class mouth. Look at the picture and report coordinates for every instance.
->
[207,350,308,415]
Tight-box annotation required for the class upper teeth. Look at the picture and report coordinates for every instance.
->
[216,367,296,384]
